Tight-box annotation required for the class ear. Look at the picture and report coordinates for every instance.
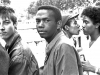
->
[65,25,69,30]
[57,20,62,30]
[95,23,100,28]
[14,23,17,29]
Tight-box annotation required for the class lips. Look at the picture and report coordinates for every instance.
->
[38,29,46,33]
[39,31,45,33]
[0,32,7,35]
[38,31,47,34]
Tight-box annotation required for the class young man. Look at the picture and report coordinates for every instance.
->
[62,14,80,48]
[62,14,80,38]
[81,6,100,75]
[0,6,39,75]
[36,5,83,75]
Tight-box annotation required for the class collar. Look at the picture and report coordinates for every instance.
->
[44,31,65,64]
[62,29,69,38]
[5,32,21,52]
[46,31,65,52]
[89,35,100,48]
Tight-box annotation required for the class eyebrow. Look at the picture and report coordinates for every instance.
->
[3,19,10,21]
[3,19,11,23]
[36,18,49,20]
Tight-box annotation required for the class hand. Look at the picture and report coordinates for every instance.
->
[82,61,95,73]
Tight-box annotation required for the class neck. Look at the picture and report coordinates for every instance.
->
[63,30,72,39]
[67,31,72,39]
[90,30,100,41]
[5,32,16,46]
[46,30,60,44]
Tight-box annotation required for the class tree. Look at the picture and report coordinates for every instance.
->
[1,0,11,5]
[54,0,67,10]
[36,0,44,6]
[93,0,97,3]
[94,0,100,6]
[27,0,94,15]
[27,2,38,15]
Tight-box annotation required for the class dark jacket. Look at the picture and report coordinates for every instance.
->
[5,32,39,75]
[41,31,83,75]
[0,44,9,75]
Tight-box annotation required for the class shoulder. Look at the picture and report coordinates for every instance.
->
[60,43,75,53]
[15,39,31,51]
[55,39,75,57]
[12,39,33,59]
[57,35,74,51]
[60,34,74,46]
[0,44,9,58]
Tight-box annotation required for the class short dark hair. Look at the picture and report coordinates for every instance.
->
[81,6,100,24]
[37,5,62,22]
[81,6,100,33]
[0,6,17,25]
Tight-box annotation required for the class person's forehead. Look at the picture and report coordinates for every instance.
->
[36,9,54,16]
[82,15,91,21]
[71,15,79,20]
[82,15,87,19]
[0,15,11,21]
[70,18,76,22]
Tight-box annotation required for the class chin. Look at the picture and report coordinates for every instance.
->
[73,32,79,35]
[82,30,88,35]
[76,33,79,35]
[83,32,88,35]
[1,37,7,40]
[1,35,9,41]
[39,35,47,39]
[0,36,5,39]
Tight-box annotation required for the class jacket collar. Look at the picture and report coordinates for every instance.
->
[5,32,21,53]
[46,31,65,52]
[44,31,65,64]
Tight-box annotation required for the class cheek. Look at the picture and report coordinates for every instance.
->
[47,25,57,36]
[36,24,38,28]
[48,22,57,30]
[86,25,94,31]
[7,26,15,34]
[69,28,75,33]
[69,27,77,32]
[83,25,94,34]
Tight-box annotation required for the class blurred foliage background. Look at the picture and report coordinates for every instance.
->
[1,0,100,20]
[27,0,99,15]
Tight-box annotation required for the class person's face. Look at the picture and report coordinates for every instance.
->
[36,9,58,39]
[68,18,80,35]
[82,15,96,35]
[0,16,16,40]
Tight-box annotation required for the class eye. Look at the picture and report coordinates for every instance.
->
[3,21,11,25]
[44,19,50,23]
[36,19,41,24]
[83,20,89,24]
[74,20,77,25]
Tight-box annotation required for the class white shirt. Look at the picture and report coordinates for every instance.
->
[83,36,100,75]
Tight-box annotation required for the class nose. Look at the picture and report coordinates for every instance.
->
[0,24,5,31]
[81,23,86,31]
[82,23,85,29]
[37,21,44,28]
[77,24,80,28]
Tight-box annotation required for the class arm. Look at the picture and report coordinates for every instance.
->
[82,61,100,75]
[96,68,100,75]
[8,51,39,75]
[8,55,28,75]
[55,44,80,75]
[0,44,9,75]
